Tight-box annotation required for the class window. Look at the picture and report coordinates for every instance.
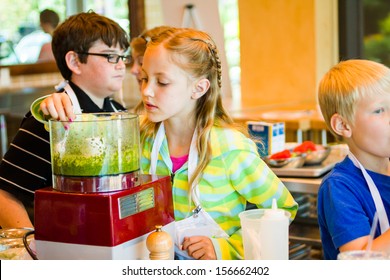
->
[0,0,129,66]
[219,0,240,99]
[363,0,390,66]
[143,0,241,100]
[338,0,390,67]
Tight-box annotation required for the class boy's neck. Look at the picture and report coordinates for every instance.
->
[349,147,389,175]
[87,94,105,109]
[70,80,105,109]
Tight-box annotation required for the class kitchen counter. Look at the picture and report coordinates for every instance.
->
[0,86,55,156]
[282,176,322,194]
[224,98,331,144]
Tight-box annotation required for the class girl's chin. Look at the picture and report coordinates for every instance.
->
[145,112,163,123]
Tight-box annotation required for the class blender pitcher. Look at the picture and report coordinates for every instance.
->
[49,112,140,193]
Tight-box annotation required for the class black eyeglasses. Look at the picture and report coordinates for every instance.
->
[78,52,131,64]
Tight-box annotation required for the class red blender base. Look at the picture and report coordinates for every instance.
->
[34,174,175,260]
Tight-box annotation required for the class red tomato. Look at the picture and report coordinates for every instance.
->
[293,141,317,153]
[269,149,292,159]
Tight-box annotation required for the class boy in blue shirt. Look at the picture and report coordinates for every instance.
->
[317,59,390,259]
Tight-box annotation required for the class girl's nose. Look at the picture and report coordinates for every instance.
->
[142,83,153,97]
[130,63,140,76]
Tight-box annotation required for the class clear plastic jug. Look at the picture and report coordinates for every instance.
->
[49,112,140,193]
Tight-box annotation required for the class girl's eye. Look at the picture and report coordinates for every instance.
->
[158,80,169,86]
[373,107,385,114]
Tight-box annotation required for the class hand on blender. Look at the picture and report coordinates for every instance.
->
[40,91,76,125]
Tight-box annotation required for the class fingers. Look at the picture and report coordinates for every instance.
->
[62,94,76,121]
[39,92,76,122]
[40,96,57,119]
[181,236,217,260]
[55,92,75,122]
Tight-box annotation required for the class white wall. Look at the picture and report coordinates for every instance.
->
[159,0,232,98]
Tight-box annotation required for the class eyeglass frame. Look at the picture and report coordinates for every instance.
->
[77,52,131,64]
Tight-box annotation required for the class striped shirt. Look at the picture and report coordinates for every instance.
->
[140,126,298,260]
[0,82,125,222]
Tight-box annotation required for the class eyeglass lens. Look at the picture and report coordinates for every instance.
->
[108,54,131,64]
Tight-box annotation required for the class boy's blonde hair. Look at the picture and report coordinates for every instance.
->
[318,59,390,140]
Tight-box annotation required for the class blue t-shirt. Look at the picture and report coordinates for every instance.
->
[317,156,390,260]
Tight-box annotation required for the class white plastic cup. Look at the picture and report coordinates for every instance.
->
[239,209,265,260]
[337,250,389,260]
[239,208,291,260]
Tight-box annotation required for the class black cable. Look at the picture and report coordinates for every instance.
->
[22,230,38,260]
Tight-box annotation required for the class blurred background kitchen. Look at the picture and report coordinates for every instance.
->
[0,0,389,259]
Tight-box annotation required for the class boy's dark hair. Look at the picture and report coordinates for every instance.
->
[40,9,60,28]
[52,11,130,80]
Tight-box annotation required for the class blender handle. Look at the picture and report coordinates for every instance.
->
[23,230,38,260]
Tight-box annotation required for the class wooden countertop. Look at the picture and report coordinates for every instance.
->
[224,99,327,131]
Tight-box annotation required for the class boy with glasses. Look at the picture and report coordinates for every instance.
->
[0,11,130,228]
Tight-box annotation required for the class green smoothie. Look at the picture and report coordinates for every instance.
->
[52,146,139,176]
[49,113,140,177]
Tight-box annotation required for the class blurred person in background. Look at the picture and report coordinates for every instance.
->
[129,26,173,112]
[37,9,60,62]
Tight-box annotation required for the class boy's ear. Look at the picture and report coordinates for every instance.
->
[65,51,82,74]
[191,78,210,100]
[330,113,352,138]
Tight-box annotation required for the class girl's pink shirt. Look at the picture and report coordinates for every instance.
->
[171,154,189,173]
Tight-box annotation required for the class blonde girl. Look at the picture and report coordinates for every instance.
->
[36,28,298,260]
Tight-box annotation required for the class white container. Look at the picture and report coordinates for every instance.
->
[337,250,389,260]
[259,199,290,259]
[247,121,285,157]
[239,199,290,260]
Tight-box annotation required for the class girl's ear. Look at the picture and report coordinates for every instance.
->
[330,113,352,138]
[65,51,82,75]
[191,78,210,100]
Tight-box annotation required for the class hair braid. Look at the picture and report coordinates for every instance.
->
[206,41,222,89]
[189,37,222,89]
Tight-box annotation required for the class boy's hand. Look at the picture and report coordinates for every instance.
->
[40,92,76,122]
[181,236,217,260]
